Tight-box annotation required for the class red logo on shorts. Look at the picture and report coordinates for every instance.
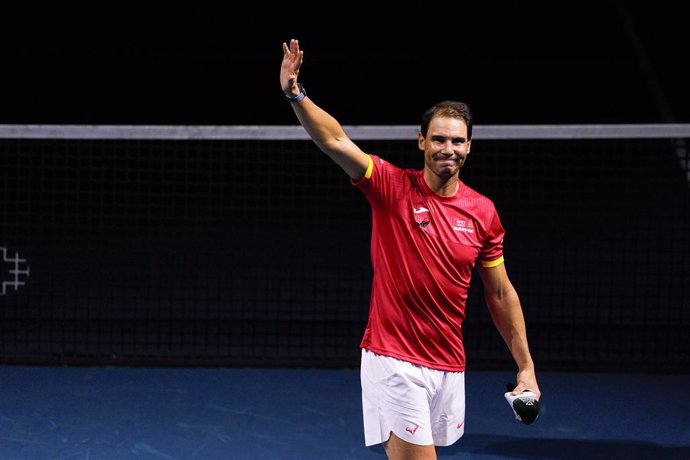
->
[456,421,464,429]
[405,425,419,435]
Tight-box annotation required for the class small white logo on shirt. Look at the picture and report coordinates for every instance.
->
[413,207,429,214]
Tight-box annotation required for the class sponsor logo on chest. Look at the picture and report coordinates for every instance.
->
[453,218,474,233]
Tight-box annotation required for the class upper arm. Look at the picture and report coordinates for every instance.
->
[477,262,512,299]
[321,136,370,180]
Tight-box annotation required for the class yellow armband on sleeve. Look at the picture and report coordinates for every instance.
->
[364,155,373,179]
[481,256,504,268]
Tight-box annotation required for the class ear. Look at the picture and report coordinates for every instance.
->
[418,132,425,150]
[466,139,472,154]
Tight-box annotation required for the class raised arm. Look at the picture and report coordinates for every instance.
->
[280,39,370,180]
[477,263,541,400]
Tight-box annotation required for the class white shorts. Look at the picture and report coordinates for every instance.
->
[360,348,465,447]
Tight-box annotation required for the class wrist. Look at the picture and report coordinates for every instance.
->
[284,83,306,103]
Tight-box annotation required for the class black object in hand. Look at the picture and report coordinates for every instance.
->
[504,382,540,425]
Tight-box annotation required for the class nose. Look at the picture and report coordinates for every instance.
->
[442,140,457,154]
[441,140,453,152]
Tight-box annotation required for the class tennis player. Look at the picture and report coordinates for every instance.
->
[280,38,541,459]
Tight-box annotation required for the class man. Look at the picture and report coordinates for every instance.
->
[280,38,540,459]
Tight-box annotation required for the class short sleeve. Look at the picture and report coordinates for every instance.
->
[479,210,505,267]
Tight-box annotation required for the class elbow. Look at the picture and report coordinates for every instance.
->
[315,137,342,155]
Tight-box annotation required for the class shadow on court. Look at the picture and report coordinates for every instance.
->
[445,434,690,460]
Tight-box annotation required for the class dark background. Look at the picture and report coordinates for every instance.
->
[1,2,688,372]
[2,1,688,126]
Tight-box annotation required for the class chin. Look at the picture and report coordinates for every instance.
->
[439,168,457,179]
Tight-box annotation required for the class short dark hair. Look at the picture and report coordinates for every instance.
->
[420,101,473,139]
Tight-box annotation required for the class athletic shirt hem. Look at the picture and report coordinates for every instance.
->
[361,345,466,373]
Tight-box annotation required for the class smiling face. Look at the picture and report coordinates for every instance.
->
[418,116,472,187]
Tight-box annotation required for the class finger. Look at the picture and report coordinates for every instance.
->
[504,390,540,425]
[504,384,540,425]
[512,385,526,395]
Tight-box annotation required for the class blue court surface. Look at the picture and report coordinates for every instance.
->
[0,366,688,459]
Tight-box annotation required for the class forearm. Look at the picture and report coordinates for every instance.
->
[291,97,349,153]
[479,263,540,396]
[485,288,535,372]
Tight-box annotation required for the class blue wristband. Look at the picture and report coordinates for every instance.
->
[284,83,306,103]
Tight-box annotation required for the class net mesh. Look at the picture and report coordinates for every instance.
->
[1,129,688,372]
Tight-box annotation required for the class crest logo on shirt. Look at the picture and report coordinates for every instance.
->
[412,205,430,228]
[453,219,474,233]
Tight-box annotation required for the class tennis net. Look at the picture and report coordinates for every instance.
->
[1,124,688,372]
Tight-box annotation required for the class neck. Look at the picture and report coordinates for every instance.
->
[424,171,459,197]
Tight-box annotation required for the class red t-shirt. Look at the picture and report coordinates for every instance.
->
[353,155,505,372]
